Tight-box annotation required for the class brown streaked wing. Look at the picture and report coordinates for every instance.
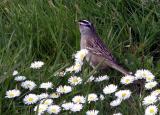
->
[86,35,116,63]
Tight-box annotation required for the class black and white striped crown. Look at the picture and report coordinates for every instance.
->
[78,20,92,26]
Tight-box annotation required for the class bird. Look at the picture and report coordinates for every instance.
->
[78,19,129,75]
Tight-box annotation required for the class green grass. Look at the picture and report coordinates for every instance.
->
[0,0,160,115]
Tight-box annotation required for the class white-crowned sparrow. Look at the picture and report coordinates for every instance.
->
[78,20,129,75]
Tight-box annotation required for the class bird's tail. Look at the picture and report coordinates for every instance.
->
[110,62,130,76]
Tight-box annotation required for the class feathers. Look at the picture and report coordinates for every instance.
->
[86,35,116,63]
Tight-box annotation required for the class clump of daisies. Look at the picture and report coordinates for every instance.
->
[135,69,155,81]
[109,90,132,107]
[5,50,160,115]
[135,69,159,115]
[65,49,88,73]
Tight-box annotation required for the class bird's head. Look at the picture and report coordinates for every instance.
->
[78,20,96,34]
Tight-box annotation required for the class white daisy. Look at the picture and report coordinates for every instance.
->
[86,76,95,83]
[135,69,154,80]
[75,49,88,61]
[38,93,49,100]
[23,94,38,105]
[87,93,98,103]
[14,76,26,81]
[135,69,144,80]
[40,99,53,106]
[54,71,65,77]
[113,112,122,115]
[56,85,72,94]
[94,75,109,82]
[73,62,82,73]
[103,84,118,94]
[145,81,157,90]
[5,89,21,98]
[61,102,74,110]
[40,82,53,90]
[47,105,61,114]
[68,76,82,86]
[70,103,83,112]
[65,62,82,73]
[86,110,99,115]
[99,94,105,100]
[110,98,122,107]
[30,61,44,69]
[50,93,60,99]
[12,70,18,76]
[115,90,131,100]
[120,75,134,85]
[21,80,36,91]
[72,95,86,104]
[151,89,160,97]
[145,74,155,82]
[145,105,158,115]
[65,66,74,73]
[34,104,48,114]
[143,95,157,106]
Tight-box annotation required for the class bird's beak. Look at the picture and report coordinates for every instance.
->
[75,20,80,25]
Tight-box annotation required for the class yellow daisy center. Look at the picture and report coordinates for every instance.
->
[51,108,56,112]
[155,90,160,93]
[89,97,93,100]
[147,77,152,80]
[39,108,44,112]
[148,99,153,103]
[44,101,49,105]
[143,73,146,77]
[122,93,126,97]
[76,98,81,102]
[125,79,130,83]
[73,79,78,83]
[9,93,15,97]
[80,53,85,59]
[28,97,33,102]
[149,84,154,87]
[149,108,155,113]
[51,93,59,98]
